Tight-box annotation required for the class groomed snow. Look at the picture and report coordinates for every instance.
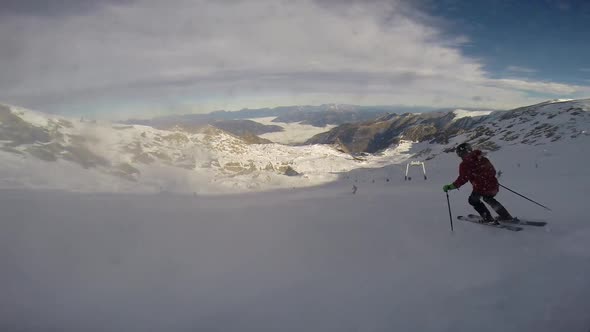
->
[1,137,589,331]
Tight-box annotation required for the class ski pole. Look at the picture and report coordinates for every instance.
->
[446,192,454,232]
[499,184,552,211]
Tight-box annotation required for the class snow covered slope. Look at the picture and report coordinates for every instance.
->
[1,134,589,331]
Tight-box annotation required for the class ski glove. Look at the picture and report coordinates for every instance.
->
[443,183,456,192]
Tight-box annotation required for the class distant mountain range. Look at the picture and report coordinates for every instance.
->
[125,104,437,128]
[209,119,283,137]
[125,104,469,143]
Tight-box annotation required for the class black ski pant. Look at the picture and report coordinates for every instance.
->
[468,192,512,221]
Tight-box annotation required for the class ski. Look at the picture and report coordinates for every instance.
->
[467,214,547,227]
[457,215,523,231]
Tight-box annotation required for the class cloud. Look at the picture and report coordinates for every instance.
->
[506,66,537,74]
[0,0,588,118]
[0,0,135,17]
[485,78,583,94]
[580,68,590,72]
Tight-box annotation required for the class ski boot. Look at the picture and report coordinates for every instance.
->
[480,214,500,226]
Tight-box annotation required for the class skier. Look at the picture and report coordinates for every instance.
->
[443,142,513,225]
[352,185,358,194]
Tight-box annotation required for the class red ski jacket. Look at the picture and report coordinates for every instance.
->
[452,150,499,196]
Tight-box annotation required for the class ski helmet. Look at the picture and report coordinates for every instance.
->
[455,142,472,157]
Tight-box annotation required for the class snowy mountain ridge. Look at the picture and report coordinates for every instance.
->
[437,99,589,146]
[306,99,590,155]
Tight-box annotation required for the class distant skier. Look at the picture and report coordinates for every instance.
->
[443,143,513,225]
[352,185,357,194]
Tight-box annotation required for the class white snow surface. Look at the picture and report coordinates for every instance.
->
[250,117,336,144]
[5,104,52,127]
[1,137,589,331]
[548,98,574,103]
[452,109,493,120]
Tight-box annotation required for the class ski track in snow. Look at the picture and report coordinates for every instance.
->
[1,137,589,332]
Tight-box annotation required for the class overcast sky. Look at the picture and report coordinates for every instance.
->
[1,0,589,119]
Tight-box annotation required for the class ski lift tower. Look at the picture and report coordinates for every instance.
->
[405,161,427,181]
